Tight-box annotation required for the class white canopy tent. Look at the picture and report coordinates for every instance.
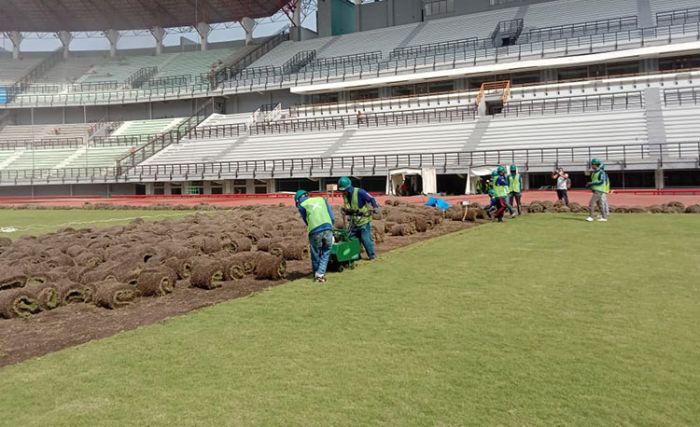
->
[386,167,437,195]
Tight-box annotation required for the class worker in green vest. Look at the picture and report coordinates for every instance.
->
[296,190,336,283]
[508,164,523,216]
[585,158,610,222]
[492,166,510,222]
[338,176,379,260]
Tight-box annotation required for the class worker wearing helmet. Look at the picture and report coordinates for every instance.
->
[338,176,379,260]
[492,166,510,222]
[585,159,610,222]
[508,164,523,216]
[295,190,335,283]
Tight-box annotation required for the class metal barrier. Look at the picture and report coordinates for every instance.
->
[0,142,697,185]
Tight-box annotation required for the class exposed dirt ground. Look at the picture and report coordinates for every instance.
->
[0,220,473,368]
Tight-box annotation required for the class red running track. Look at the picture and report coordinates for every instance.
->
[0,190,698,208]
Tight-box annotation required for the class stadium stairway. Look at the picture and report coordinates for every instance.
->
[464,117,491,151]
[644,87,668,145]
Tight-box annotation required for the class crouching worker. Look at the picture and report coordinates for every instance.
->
[295,190,335,283]
[338,176,379,260]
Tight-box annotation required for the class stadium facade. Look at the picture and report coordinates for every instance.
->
[0,0,699,197]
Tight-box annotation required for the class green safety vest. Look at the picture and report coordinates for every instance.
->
[509,173,521,193]
[493,176,509,198]
[343,188,372,227]
[300,197,332,233]
[591,170,610,194]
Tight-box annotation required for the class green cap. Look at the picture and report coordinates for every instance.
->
[497,166,506,174]
[591,158,602,166]
[510,164,517,171]
[338,176,351,190]
[294,189,308,202]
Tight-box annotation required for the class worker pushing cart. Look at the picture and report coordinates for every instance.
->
[338,176,379,261]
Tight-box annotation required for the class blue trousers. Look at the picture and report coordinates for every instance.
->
[309,229,333,278]
[351,222,376,260]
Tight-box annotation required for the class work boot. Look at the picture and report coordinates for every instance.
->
[314,276,327,283]
[586,217,594,222]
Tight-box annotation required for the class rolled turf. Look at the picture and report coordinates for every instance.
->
[163,257,193,280]
[94,279,139,309]
[0,288,41,319]
[56,279,87,305]
[137,267,177,297]
[0,268,28,292]
[25,282,61,311]
[190,258,225,290]
[254,253,287,280]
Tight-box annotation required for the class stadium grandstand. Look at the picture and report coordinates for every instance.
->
[0,0,699,197]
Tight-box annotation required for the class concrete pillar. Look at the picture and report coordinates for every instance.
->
[8,31,22,59]
[145,182,155,195]
[164,182,172,195]
[267,179,276,193]
[223,179,234,194]
[523,173,530,190]
[196,22,210,51]
[240,17,255,46]
[355,0,362,32]
[105,29,120,57]
[151,26,165,55]
[655,169,664,189]
[245,179,256,194]
[58,31,73,59]
[203,181,212,195]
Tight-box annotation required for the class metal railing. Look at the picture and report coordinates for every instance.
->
[656,7,700,27]
[499,91,644,117]
[2,141,696,185]
[519,16,639,44]
[4,21,700,109]
[115,99,214,171]
[0,137,84,150]
[664,86,700,106]
[126,66,159,89]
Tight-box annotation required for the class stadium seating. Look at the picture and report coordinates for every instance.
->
[111,118,185,136]
[476,111,647,151]
[0,55,45,84]
[0,123,92,141]
[78,54,171,84]
[523,0,638,29]
[662,107,700,144]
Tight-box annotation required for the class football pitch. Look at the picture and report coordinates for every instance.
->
[1,213,699,426]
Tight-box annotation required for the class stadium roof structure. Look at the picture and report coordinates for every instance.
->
[0,0,291,32]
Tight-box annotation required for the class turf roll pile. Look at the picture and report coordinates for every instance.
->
[254,253,287,280]
[25,282,61,311]
[282,241,309,261]
[94,279,139,309]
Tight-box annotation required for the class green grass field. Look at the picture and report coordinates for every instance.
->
[0,209,193,239]
[1,214,699,426]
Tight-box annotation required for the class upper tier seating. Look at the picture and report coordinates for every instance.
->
[111,118,185,137]
[523,0,638,29]
[151,48,238,80]
[0,55,45,84]
[78,54,176,83]
[407,8,517,46]
[37,56,104,83]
